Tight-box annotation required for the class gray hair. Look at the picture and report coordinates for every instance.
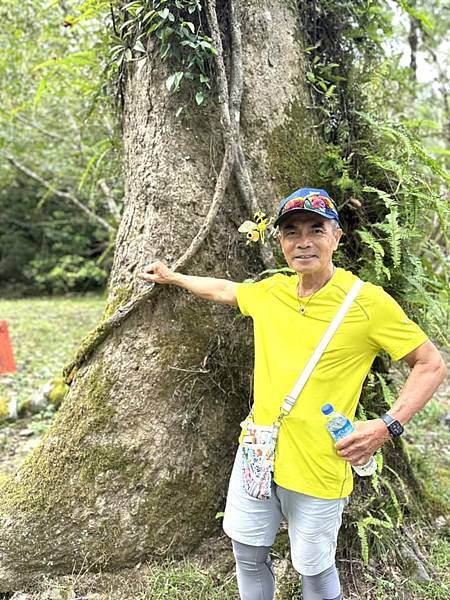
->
[330,220,341,231]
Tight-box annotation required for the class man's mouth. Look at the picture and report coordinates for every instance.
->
[293,255,317,260]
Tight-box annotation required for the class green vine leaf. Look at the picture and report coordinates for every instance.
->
[166,71,184,92]
[195,90,204,105]
[111,0,214,109]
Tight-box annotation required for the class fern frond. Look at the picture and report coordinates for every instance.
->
[375,373,395,408]
[383,465,410,507]
[356,403,368,421]
[386,205,401,268]
[357,229,390,280]
[356,521,370,564]
[375,451,384,473]
[382,479,403,527]
[365,155,405,180]
[361,185,394,208]
[371,469,380,493]
[375,205,411,269]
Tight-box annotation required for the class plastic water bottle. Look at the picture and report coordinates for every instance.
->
[321,404,377,477]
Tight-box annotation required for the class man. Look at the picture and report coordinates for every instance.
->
[139,187,447,600]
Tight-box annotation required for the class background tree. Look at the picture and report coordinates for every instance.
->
[0,0,121,293]
[0,0,448,595]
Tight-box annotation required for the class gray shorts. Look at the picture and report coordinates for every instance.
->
[223,447,347,576]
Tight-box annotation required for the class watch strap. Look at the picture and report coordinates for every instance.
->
[380,413,395,427]
[380,413,404,437]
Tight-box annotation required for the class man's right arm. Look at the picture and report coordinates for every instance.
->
[138,261,239,307]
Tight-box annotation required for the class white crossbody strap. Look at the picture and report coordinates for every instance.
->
[280,278,364,415]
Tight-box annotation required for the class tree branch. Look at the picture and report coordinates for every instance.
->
[64,146,236,383]
[174,0,238,271]
[99,180,122,221]
[235,148,275,267]
[205,0,233,136]
[63,284,160,383]
[173,146,235,271]
[14,115,65,141]
[6,155,115,234]
[229,0,243,130]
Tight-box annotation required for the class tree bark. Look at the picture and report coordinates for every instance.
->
[0,0,322,589]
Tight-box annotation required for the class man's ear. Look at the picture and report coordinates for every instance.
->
[333,227,343,249]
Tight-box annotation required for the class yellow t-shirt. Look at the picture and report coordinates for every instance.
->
[236,268,428,499]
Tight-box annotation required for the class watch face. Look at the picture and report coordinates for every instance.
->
[389,421,404,437]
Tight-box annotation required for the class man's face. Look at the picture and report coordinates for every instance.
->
[278,213,342,276]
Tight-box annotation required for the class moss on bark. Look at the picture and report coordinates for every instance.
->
[102,286,133,321]
[266,99,325,196]
[137,463,228,556]
[0,361,116,517]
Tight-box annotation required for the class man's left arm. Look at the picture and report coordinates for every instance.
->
[336,340,448,467]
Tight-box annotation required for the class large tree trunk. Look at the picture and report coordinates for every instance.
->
[0,1,321,590]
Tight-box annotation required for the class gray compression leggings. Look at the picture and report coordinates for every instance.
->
[232,540,341,600]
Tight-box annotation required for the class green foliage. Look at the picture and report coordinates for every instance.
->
[110,0,215,110]
[406,538,450,599]
[0,0,121,293]
[25,255,108,294]
[356,229,390,281]
[356,514,394,564]
[0,182,110,295]
[397,0,434,29]
[301,1,449,345]
[375,373,395,408]
[349,464,410,568]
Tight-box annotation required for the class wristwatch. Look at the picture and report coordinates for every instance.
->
[380,413,404,438]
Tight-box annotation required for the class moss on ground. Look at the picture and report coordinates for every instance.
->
[48,379,68,408]
[0,397,9,422]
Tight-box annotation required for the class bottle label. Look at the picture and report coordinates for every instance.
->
[332,421,354,441]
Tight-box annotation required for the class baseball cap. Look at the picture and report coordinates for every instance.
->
[274,187,340,228]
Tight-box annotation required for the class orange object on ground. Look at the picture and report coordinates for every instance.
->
[0,320,16,375]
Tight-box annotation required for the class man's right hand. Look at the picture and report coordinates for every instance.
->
[138,261,177,285]
[137,261,239,306]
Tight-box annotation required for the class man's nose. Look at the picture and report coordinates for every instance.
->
[295,233,312,247]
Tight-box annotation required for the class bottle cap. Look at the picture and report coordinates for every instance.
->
[321,404,334,415]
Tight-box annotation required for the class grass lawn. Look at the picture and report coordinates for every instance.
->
[0,294,106,410]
